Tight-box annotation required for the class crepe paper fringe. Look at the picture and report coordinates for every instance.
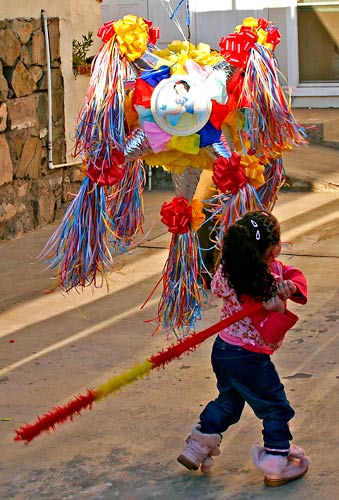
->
[257,157,285,211]
[241,45,307,161]
[14,390,96,444]
[206,155,284,250]
[14,303,263,444]
[95,360,154,400]
[39,161,145,291]
[216,183,265,245]
[39,177,120,291]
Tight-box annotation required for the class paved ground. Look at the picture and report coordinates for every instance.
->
[1,186,339,500]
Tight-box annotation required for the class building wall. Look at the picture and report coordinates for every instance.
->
[0,1,102,240]
[0,1,102,163]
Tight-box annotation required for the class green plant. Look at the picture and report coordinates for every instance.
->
[72,31,94,66]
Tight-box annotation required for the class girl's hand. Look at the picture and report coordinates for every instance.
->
[276,280,297,300]
[263,295,286,314]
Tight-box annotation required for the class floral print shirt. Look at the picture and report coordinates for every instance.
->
[211,260,307,355]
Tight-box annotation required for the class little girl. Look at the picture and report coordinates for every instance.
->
[177,211,311,486]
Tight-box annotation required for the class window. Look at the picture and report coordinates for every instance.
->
[297,1,339,82]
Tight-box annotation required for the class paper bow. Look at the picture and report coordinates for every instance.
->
[97,21,116,44]
[97,16,160,48]
[219,28,257,68]
[240,154,265,189]
[212,153,248,194]
[219,17,281,68]
[87,151,125,186]
[160,197,193,234]
[154,41,223,74]
[190,198,206,231]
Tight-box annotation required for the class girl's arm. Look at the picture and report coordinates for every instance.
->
[273,261,307,304]
[241,294,299,345]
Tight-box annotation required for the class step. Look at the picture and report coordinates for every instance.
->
[282,143,339,192]
[293,108,339,149]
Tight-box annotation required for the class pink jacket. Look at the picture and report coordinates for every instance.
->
[211,259,307,355]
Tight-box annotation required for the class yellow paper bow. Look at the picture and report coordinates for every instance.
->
[114,15,149,61]
[240,155,265,189]
[190,198,206,231]
[154,40,223,75]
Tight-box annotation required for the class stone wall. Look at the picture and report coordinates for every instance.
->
[0,17,81,241]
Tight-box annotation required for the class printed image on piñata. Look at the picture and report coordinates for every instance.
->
[151,75,211,136]
[132,61,230,158]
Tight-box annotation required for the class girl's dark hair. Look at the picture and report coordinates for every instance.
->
[221,211,280,301]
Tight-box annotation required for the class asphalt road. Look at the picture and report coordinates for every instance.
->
[1,189,339,500]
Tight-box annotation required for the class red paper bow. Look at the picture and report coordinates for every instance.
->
[87,150,125,186]
[212,153,248,194]
[219,28,257,68]
[257,18,270,30]
[266,27,281,49]
[97,21,116,44]
[160,197,193,234]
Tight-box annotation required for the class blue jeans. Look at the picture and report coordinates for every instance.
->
[199,336,294,451]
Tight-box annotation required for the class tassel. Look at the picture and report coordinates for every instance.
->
[148,230,208,338]
[39,177,117,291]
[240,45,307,161]
[106,159,146,253]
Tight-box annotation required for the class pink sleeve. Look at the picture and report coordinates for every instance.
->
[241,295,299,345]
[280,262,308,305]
